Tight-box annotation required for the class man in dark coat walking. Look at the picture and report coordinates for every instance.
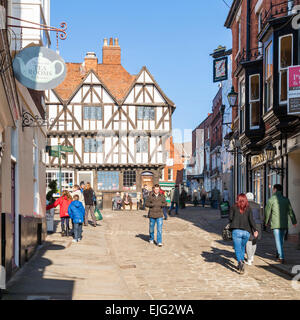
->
[145,184,167,247]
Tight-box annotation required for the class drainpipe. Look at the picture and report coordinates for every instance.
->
[246,0,251,61]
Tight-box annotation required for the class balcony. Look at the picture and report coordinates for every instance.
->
[261,0,300,30]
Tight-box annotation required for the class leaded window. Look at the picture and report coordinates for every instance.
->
[137,107,155,120]
[84,106,102,120]
[123,171,136,187]
[97,171,119,191]
[84,138,103,153]
[136,137,148,153]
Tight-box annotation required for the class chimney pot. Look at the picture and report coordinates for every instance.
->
[103,38,108,47]
[114,38,119,47]
[109,38,113,46]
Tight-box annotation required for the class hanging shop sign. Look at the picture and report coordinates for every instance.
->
[13,46,66,91]
[251,154,267,168]
[213,56,228,83]
[288,65,300,115]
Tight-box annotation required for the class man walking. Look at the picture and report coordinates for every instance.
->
[145,184,167,247]
[83,182,97,227]
[211,187,221,209]
[265,184,297,264]
[168,185,180,216]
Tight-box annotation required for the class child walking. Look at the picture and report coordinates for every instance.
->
[68,195,85,243]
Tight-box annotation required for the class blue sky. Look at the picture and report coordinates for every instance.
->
[50,0,232,142]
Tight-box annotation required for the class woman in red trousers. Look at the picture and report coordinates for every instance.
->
[47,190,73,237]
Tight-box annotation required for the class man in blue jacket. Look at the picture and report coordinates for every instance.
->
[68,195,85,243]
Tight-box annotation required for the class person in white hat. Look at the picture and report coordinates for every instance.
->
[245,192,264,265]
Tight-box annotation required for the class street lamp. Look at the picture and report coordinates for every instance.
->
[264,143,285,175]
[221,87,239,128]
[227,86,238,107]
[265,143,276,162]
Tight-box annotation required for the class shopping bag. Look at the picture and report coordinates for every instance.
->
[94,208,103,221]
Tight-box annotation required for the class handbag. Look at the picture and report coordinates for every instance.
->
[222,223,232,241]
[94,208,103,221]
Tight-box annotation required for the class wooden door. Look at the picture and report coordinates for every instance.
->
[141,176,154,191]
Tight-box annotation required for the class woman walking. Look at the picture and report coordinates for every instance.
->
[245,193,264,266]
[46,190,73,237]
[229,194,258,274]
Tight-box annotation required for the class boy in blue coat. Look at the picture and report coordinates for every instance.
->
[68,195,85,243]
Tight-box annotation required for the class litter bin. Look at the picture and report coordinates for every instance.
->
[220,202,230,219]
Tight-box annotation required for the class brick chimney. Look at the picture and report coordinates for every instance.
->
[84,52,98,71]
[102,37,121,65]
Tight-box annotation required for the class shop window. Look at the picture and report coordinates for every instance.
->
[123,171,136,187]
[279,35,293,104]
[84,106,102,120]
[267,167,281,201]
[46,171,74,190]
[136,137,148,153]
[249,74,260,129]
[265,42,273,111]
[137,107,155,120]
[84,138,103,153]
[239,78,245,133]
[252,168,264,205]
[97,171,119,191]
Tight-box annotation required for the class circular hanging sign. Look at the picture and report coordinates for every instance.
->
[13,46,67,91]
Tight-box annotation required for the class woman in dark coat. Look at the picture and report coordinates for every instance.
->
[229,194,258,274]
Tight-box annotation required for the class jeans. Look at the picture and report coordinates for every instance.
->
[211,200,218,209]
[169,202,179,215]
[163,207,168,219]
[149,218,163,244]
[143,197,147,210]
[61,217,70,231]
[273,229,287,259]
[201,198,206,208]
[85,205,96,225]
[232,229,250,263]
[74,223,83,241]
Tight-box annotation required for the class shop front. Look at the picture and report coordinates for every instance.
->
[250,153,283,210]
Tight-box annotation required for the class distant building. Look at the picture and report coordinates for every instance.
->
[46,38,175,209]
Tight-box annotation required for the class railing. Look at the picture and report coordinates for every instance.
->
[261,0,300,29]
[236,47,263,66]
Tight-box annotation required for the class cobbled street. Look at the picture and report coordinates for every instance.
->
[3,206,300,300]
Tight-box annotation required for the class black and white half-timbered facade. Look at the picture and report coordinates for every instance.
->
[45,39,175,208]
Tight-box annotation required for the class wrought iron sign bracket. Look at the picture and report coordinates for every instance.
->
[22,111,58,128]
[7,16,67,51]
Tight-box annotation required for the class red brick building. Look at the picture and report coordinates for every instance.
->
[224,0,300,238]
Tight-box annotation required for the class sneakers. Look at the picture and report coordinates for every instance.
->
[72,239,78,243]
[149,240,154,244]
[158,243,163,247]
[277,258,285,264]
[245,258,253,266]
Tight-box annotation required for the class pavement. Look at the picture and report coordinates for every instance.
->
[2,205,300,300]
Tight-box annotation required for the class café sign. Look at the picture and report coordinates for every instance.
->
[13,46,66,91]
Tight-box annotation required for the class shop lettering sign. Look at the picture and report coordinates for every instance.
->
[251,154,266,167]
[13,46,66,91]
[288,65,300,115]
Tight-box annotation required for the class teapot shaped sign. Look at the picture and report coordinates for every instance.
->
[13,46,66,91]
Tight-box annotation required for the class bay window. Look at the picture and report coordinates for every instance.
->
[249,74,260,129]
[265,42,273,111]
[239,78,245,132]
[279,35,293,104]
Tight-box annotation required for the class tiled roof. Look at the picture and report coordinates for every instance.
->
[54,62,136,103]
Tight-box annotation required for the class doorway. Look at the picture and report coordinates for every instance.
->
[141,172,154,191]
